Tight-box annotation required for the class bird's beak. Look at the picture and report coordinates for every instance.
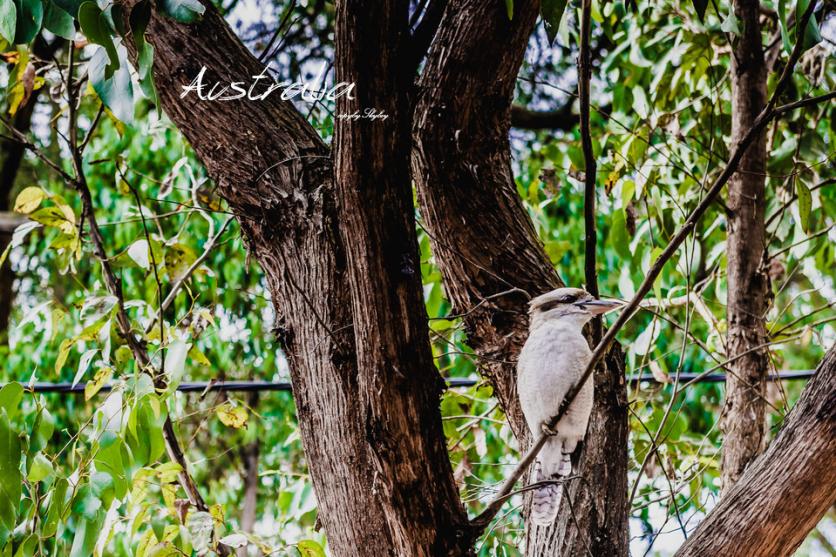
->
[575,299,624,315]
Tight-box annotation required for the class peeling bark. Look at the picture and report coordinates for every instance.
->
[721,0,770,493]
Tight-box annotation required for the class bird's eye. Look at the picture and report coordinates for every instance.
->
[539,300,561,312]
[559,294,577,303]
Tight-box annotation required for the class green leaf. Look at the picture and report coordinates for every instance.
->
[777,0,791,53]
[94,432,128,499]
[163,339,191,391]
[42,477,68,538]
[78,1,119,72]
[296,540,326,557]
[129,0,151,50]
[632,86,649,120]
[720,11,739,34]
[53,0,82,17]
[609,210,631,261]
[691,0,708,22]
[55,338,73,373]
[158,0,205,24]
[797,179,812,233]
[796,0,821,53]
[27,452,53,483]
[504,0,513,20]
[11,0,43,44]
[30,407,54,454]
[88,44,135,124]
[541,0,568,44]
[85,366,113,400]
[73,348,98,388]
[0,409,22,537]
[0,383,23,420]
[43,0,76,40]
[70,510,105,557]
[0,1,15,44]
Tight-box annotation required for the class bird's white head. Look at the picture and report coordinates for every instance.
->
[528,287,623,330]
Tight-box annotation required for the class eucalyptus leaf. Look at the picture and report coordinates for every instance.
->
[0,1,16,44]
[541,0,568,44]
[43,0,76,40]
[0,409,22,536]
[158,0,205,24]
[78,1,119,72]
[88,44,136,124]
[0,383,23,420]
[11,0,42,44]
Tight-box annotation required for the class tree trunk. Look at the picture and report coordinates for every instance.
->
[333,0,472,553]
[239,392,259,557]
[127,2,470,554]
[412,1,629,555]
[239,441,259,557]
[721,0,770,493]
[677,344,836,557]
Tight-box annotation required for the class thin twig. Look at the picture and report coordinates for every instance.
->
[578,0,600,343]
[144,216,234,334]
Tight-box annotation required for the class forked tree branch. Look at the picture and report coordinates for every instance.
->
[471,0,820,532]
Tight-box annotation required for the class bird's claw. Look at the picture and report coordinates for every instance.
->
[540,423,559,436]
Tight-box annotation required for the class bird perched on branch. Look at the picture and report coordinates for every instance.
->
[517,287,622,526]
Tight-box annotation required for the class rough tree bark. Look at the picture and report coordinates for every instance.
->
[333,0,471,553]
[677,343,836,556]
[412,1,629,555]
[721,0,770,493]
[124,1,471,554]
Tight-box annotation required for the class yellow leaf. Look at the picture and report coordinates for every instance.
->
[188,345,211,367]
[13,187,46,214]
[209,503,224,527]
[57,202,76,226]
[85,366,113,400]
[162,483,177,513]
[216,403,248,429]
[55,338,73,373]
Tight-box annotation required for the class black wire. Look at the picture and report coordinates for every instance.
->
[10,370,817,395]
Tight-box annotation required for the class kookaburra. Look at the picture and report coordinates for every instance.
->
[517,287,622,526]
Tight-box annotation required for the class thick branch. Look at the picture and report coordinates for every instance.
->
[510,103,577,130]
[334,0,471,553]
[676,344,836,556]
[721,0,770,491]
[413,1,628,554]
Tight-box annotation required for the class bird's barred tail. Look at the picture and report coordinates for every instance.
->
[530,482,563,526]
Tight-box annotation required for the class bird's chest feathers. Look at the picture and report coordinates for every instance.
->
[518,324,591,387]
